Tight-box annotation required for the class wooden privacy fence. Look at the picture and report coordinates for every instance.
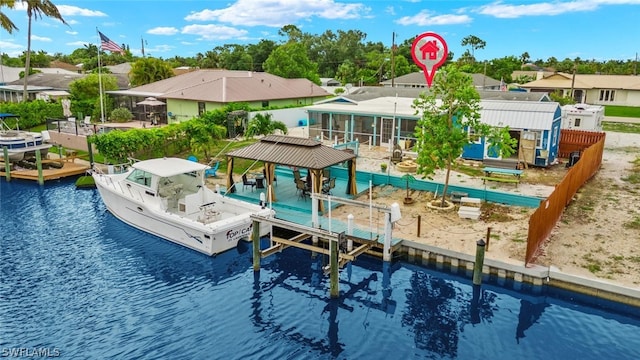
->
[525,135,605,265]
[558,129,606,159]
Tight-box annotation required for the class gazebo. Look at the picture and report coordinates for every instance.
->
[225,135,358,212]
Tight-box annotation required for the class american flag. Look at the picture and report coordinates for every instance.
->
[98,31,124,55]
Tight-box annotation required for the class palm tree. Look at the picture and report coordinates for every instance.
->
[22,0,67,102]
[244,113,288,138]
[0,0,18,33]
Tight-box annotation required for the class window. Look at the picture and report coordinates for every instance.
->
[468,127,481,144]
[262,101,269,108]
[535,131,543,148]
[126,169,152,187]
[574,118,581,127]
[599,90,615,102]
[198,102,206,116]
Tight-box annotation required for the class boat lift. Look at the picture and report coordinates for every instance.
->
[250,193,402,298]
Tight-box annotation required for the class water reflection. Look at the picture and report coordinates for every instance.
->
[516,299,549,343]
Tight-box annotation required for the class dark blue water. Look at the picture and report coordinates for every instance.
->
[2,178,640,359]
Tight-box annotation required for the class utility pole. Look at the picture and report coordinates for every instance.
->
[570,66,576,101]
[391,32,396,87]
[141,37,145,58]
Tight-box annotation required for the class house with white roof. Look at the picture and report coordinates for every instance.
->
[305,89,561,167]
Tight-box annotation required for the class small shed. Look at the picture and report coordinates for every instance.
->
[561,103,604,132]
[225,135,358,212]
[463,100,562,167]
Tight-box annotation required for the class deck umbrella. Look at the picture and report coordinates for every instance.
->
[136,97,165,124]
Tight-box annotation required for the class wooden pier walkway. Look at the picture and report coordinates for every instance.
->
[1,159,90,181]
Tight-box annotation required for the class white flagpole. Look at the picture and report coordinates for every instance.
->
[97,28,105,123]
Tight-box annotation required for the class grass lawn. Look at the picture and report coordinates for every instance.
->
[604,105,640,118]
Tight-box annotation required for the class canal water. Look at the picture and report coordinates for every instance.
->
[1,178,640,359]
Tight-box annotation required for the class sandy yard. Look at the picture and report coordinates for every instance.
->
[210,129,640,288]
[329,131,640,288]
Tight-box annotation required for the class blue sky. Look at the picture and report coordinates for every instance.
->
[1,0,639,62]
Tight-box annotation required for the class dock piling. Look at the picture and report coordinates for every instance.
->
[330,236,339,298]
[346,214,354,251]
[472,239,486,285]
[35,148,44,185]
[3,147,10,181]
[252,220,261,271]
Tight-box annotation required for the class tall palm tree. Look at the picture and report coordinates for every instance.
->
[0,0,18,33]
[22,0,67,102]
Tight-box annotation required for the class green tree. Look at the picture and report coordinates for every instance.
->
[21,0,67,102]
[247,39,277,72]
[244,113,288,138]
[129,57,174,86]
[412,65,515,207]
[183,118,227,162]
[0,0,17,33]
[68,73,118,120]
[263,42,320,84]
[460,35,486,62]
[216,44,253,70]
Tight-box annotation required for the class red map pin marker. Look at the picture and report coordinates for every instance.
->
[411,32,448,87]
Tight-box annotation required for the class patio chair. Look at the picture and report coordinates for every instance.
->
[296,179,310,201]
[242,173,256,192]
[322,177,336,195]
[205,161,219,178]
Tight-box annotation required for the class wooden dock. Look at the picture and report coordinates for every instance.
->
[1,159,90,181]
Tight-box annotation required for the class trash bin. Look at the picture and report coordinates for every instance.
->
[566,151,581,168]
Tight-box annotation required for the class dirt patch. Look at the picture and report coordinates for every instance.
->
[329,134,640,288]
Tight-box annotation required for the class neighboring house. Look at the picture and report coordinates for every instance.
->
[381,71,503,90]
[0,71,130,103]
[107,69,330,124]
[462,100,561,167]
[561,103,604,131]
[305,89,559,167]
[520,72,640,107]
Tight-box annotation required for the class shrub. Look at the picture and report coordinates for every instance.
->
[110,107,133,123]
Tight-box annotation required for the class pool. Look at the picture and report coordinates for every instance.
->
[1,179,639,359]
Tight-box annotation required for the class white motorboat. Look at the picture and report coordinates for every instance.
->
[0,113,51,161]
[92,157,274,256]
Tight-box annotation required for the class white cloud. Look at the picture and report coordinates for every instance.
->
[396,10,472,26]
[0,40,23,50]
[185,0,370,27]
[147,27,179,36]
[56,5,107,17]
[148,44,174,54]
[181,24,249,40]
[477,0,640,19]
[31,35,52,42]
[66,30,78,35]
[67,41,91,47]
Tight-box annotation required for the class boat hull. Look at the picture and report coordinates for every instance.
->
[93,172,273,256]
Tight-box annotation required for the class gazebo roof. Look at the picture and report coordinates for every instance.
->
[227,135,356,169]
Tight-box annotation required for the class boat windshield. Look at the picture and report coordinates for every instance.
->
[126,168,152,187]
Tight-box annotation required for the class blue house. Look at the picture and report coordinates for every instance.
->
[462,100,561,167]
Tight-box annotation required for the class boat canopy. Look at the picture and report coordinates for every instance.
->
[132,157,209,178]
